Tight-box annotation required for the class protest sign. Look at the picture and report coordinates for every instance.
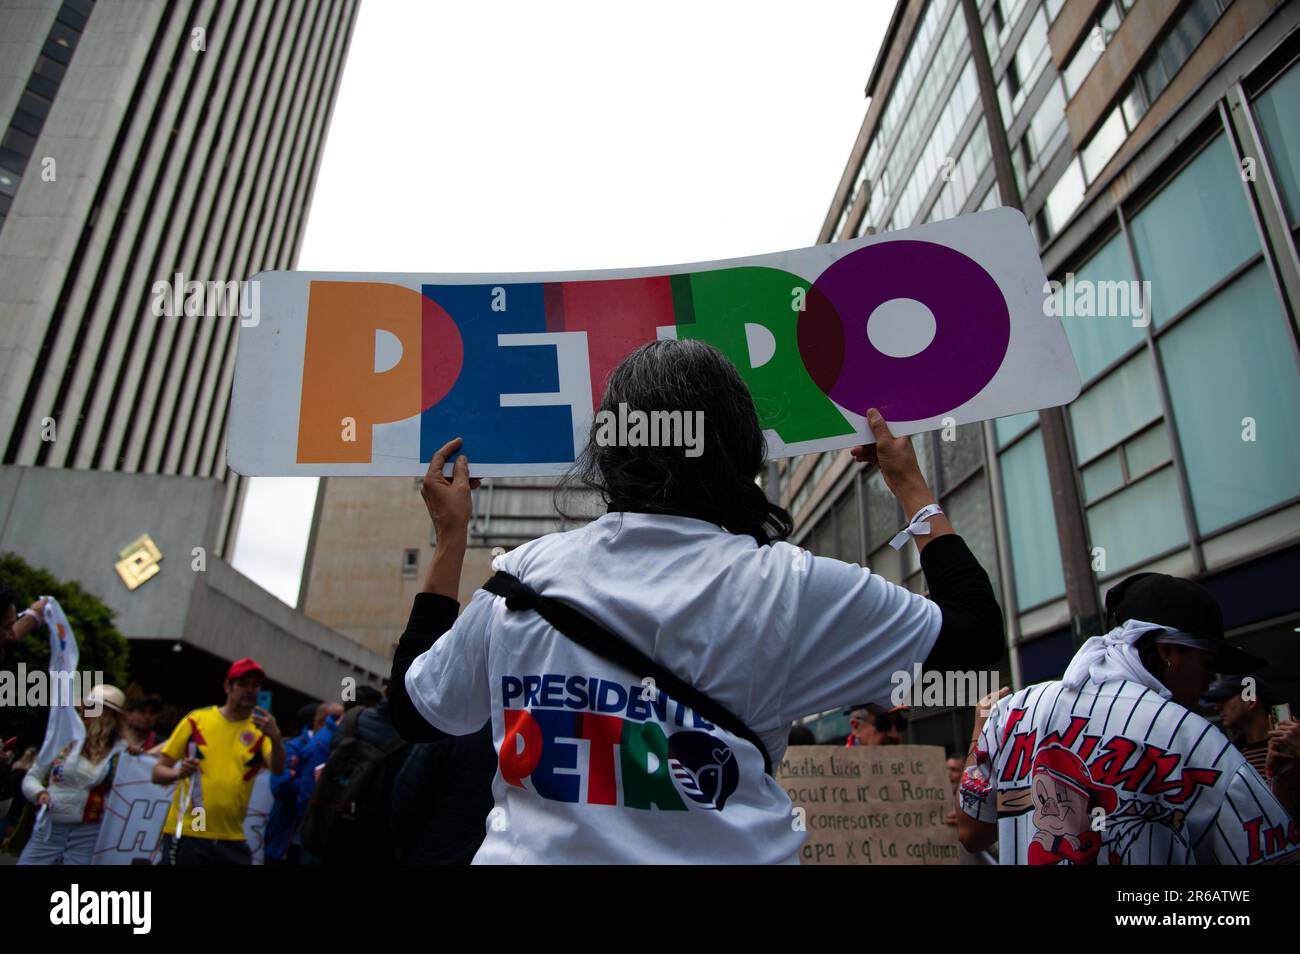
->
[244,771,272,864]
[778,744,959,865]
[92,753,172,864]
[92,753,275,864]
[229,208,1079,477]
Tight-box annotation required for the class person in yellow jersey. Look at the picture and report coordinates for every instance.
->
[152,658,285,864]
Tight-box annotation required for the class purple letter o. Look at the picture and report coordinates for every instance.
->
[798,240,1010,421]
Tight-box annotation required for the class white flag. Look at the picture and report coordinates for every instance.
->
[35,596,84,765]
[91,753,173,865]
[92,755,276,865]
[244,771,273,865]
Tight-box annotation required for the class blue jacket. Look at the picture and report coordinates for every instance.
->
[293,716,340,818]
[264,726,319,861]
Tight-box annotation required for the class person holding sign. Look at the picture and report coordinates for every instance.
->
[390,338,1003,863]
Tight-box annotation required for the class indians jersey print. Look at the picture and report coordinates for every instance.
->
[961,679,1299,865]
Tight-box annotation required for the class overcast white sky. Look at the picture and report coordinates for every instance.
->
[230,0,890,605]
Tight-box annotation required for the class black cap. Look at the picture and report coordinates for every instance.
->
[1199,676,1278,708]
[1105,572,1266,673]
[126,693,162,711]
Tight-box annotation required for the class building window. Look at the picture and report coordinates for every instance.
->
[1040,156,1086,239]
[1079,106,1127,183]
[402,549,419,578]
[928,115,990,223]
[863,469,899,555]
[1084,457,1185,575]
[848,0,947,236]
[1069,352,1187,574]
[1252,57,1300,228]
[994,410,1037,448]
[939,423,985,489]
[0,0,95,232]
[1120,82,1148,133]
[942,472,999,596]
[983,0,1028,62]
[999,6,1051,123]
[1158,262,1300,534]
[1111,0,1228,137]
[1057,231,1144,382]
[1060,0,1127,99]
[833,487,863,565]
[999,428,1065,609]
[1012,78,1068,195]
[1068,351,1162,465]
[1128,135,1261,326]
[866,8,969,233]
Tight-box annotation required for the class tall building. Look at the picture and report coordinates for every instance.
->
[0,0,383,708]
[798,0,1300,748]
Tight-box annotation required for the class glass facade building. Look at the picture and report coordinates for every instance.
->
[793,0,1300,750]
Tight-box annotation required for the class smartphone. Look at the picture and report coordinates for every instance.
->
[256,690,273,712]
[1271,703,1292,729]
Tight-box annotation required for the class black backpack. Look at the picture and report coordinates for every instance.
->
[299,708,408,863]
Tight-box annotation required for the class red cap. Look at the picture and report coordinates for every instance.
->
[226,657,265,682]
[1032,745,1117,814]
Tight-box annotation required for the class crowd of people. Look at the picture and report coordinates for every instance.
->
[0,642,497,865]
[1,339,1297,865]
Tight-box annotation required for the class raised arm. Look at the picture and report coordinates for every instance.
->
[389,437,481,741]
[852,409,1004,671]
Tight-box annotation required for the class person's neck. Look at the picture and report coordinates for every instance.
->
[1244,713,1271,744]
[220,703,251,722]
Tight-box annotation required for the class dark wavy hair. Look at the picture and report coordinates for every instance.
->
[557,338,792,546]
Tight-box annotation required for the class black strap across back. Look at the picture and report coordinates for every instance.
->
[482,570,774,775]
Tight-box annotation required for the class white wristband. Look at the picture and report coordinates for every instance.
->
[889,503,944,550]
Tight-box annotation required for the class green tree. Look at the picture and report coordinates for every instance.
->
[0,552,130,750]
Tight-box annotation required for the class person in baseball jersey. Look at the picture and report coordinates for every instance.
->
[958,572,1299,865]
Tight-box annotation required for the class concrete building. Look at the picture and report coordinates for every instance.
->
[0,0,381,711]
[797,0,1300,748]
[301,476,602,655]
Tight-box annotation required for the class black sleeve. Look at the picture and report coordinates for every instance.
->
[388,592,461,742]
[919,534,1005,672]
[389,743,444,842]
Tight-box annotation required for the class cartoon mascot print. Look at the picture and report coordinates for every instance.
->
[1027,744,1117,865]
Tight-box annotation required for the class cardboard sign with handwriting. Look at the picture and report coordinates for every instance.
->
[778,744,959,865]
